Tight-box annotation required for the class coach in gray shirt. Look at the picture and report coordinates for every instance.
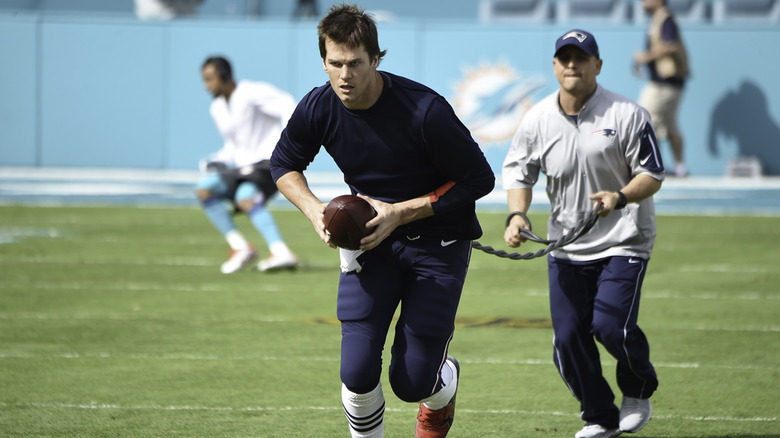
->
[503,29,664,438]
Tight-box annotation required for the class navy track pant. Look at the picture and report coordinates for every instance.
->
[548,255,658,428]
[338,236,471,402]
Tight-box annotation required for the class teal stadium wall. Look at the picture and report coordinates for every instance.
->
[1,1,780,176]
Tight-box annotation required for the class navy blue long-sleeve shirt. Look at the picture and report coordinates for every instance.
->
[270,72,495,240]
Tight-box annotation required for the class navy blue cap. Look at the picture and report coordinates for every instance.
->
[554,29,599,59]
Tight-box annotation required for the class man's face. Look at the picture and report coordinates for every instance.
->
[201,64,227,98]
[642,0,662,13]
[553,46,602,97]
[322,38,379,110]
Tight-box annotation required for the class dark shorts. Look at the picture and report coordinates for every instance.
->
[219,160,278,203]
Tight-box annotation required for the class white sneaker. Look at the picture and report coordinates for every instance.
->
[220,247,257,274]
[575,423,621,438]
[258,252,298,272]
[674,163,689,177]
[619,397,652,433]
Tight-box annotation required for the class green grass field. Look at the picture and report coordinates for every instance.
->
[0,205,778,437]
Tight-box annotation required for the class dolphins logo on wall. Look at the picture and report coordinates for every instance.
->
[452,62,546,146]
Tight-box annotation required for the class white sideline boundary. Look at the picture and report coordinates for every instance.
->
[4,166,780,187]
[2,166,780,214]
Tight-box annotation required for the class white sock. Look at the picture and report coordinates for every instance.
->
[225,230,251,251]
[342,383,385,438]
[422,359,458,410]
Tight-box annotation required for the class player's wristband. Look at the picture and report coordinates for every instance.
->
[615,191,628,210]
[505,211,532,230]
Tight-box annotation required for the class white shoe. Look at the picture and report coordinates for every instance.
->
[575,423,621,438]
[673,163,689,177]
[220,247,257,274]
[619,397,652,433]
[258,252,298,272]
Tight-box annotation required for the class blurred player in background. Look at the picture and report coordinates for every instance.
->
[634,0,690,177]
[503,30,663,438]
[198,56,298,273]
[270,3,494,437]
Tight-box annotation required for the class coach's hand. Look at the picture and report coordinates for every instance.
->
[504,214,530,248]
[590,175,661,218]
[589,191,621,217]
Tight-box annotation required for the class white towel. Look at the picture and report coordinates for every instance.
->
[339,248,365,273]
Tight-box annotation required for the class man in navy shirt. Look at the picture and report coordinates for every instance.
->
[634,0,690,177]
[270,4,494,437]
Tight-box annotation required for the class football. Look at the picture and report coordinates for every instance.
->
[324,194,377,250]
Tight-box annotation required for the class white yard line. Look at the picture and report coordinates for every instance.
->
[0,351,775,371]
[0,401,776,423]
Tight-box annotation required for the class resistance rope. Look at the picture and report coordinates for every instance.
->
[471,208,601,260]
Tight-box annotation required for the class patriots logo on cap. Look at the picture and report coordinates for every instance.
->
[562,31,589,43]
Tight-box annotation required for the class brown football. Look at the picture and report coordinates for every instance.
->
[324,195,377,250]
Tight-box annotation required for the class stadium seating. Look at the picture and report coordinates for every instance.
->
[557,0,631,24]
[479,0,552,23]
[632,0,711,24]
[6,0,780,25]
[712,0,780,23]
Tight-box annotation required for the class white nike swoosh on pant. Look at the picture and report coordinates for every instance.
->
[441,240,457,247]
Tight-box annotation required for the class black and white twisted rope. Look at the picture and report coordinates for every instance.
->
[471,209,601,260]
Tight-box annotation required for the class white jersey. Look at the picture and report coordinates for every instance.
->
[503,85,665,261]
[209,80,296,168]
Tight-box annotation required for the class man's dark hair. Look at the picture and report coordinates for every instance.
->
[318,3,387,64]
[202,56,233,82]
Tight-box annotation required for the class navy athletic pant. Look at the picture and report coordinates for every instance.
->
[338,235,471,402]
[548,255,658,429]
